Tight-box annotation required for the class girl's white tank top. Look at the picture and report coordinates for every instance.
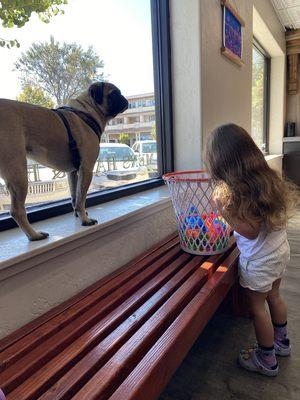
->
[233,228,287,262]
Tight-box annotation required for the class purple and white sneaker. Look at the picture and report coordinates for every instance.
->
[274,338,291,357]
[238,348,279,377]
[0,389,6,400]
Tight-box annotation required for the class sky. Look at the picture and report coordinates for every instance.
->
[0,0,154,99]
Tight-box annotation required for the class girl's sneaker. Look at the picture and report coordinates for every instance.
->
[247,341,291,357]
[0,389,6,400]
[238,348,278,377]
[274,338,291,357]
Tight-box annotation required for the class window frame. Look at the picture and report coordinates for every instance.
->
[252,39,271,154]
[0,0,173,232]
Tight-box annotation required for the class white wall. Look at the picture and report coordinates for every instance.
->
[170,0,286,168]
[170,0,202,170]
[252,4,286,155]
[200,0,253,144]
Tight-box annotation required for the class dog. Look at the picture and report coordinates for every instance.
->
[0,82,128,240]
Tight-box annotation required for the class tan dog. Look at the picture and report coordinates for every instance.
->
[0,82,128,240]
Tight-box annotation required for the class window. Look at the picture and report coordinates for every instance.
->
[144,114,155,122]
[99,145,135,162]
[142,142,157,153]
[251,41,270,153]
[146,99,155,106]
[0,0,173,231]
[128,116,140,124]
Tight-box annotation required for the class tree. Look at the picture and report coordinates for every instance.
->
[150,123,156,140]
[17,84,54,108]
[15,36,105,106]
[119,133,130,145]
[251,49,265,150]
[0,0,68,48]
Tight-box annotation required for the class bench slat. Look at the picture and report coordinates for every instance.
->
[0,233,178,354]
[0,234,178,354]
[0,244,184,392]
[70,248,235,400]
[0,234,240,400]
[0,240,181,370]
[11,253,201,400]
[108,248,239,400]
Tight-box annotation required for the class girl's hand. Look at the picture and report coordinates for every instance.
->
[211,194,224,212]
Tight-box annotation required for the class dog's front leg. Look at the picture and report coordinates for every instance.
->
[67,170,78,216]
[75,166,97,226]
[7,179,49,241]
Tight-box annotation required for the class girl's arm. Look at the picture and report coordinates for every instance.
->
[211,197,260,240]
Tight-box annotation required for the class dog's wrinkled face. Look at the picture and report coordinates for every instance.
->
[89,82,128,119]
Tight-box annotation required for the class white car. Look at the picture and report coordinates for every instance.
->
[94,143,140,181]
[132,140,158,170]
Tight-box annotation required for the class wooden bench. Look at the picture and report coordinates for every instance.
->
[0,233,241,400]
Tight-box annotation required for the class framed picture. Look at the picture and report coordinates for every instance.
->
[221,0,245,66]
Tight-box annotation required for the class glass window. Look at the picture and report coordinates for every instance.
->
[99,145,136,162]
[251,42,270,153]
[0,0,173,224]
[142,142,157,153]
[146,99,155,106]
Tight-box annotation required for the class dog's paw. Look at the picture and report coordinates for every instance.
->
[28,231,49,241]
[81,218,98,226]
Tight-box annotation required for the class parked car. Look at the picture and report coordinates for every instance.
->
[132,140,158,170]
[94,143,140,181]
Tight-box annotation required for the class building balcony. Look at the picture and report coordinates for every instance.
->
[123,105,155,115]
[105,121,155,132]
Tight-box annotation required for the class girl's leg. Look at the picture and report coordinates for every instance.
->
[267,279,291,356]
[267,279,287,324]
[238,289,278,376]
[246,289,274,347]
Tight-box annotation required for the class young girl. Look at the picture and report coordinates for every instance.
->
[205,123,298,377]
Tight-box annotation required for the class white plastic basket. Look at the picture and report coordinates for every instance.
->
[163,171,231,255]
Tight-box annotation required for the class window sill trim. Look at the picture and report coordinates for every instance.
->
[0,187,172,282]
[264,154,283,161]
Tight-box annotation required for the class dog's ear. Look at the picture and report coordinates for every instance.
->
[89,82,104,104]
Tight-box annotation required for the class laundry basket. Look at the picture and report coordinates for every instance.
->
[163,171,231,255]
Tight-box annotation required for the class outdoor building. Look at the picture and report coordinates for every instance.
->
[103,93,156,146]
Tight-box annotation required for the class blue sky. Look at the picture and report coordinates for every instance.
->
[0,0,154,99]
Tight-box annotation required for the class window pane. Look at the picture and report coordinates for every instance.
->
[251,45,267,152]
[0,0,159,215]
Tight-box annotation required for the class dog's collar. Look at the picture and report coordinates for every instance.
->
[55,106,102,141]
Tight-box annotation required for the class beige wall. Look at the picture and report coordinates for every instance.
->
[200,0,253,144]
[171,0,286,168]
[170,0,202,170]
[253,0,285,51]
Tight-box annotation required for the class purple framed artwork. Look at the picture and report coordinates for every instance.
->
[221,0,245,66]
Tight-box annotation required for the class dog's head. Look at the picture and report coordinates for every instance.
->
[89,82,128,119]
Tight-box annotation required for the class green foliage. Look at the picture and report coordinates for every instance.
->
[0,0,67,48]
[15,36,105,106]
[150,123,156,140]
[17,84,54,108]
[0,38,20,48]
[251,48,265,150]
[119,133,130,145]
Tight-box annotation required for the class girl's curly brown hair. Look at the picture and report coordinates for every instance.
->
[205,123,299,231]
